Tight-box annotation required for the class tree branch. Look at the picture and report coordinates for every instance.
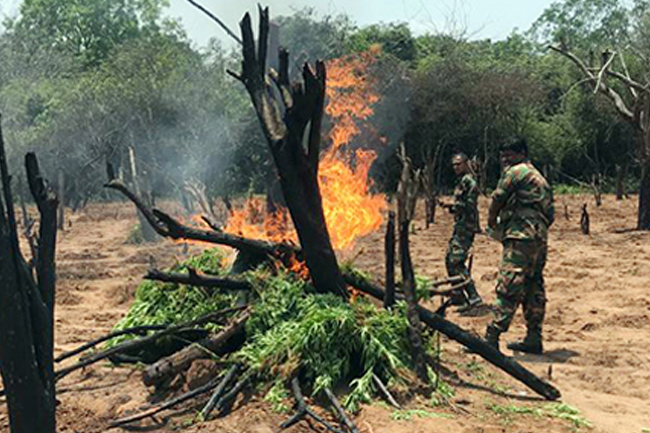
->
[105,179,296,258]
[549,45,634,122]
[145,268,252,292]
[185,0,243,45]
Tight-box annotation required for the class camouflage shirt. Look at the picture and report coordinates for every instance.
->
[452,173,480,235]
[491,161,554,241]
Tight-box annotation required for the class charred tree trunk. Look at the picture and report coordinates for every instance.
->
[615,163,628,200]
[57,169,65,230]
[384,210,396,309]
[638,164,650,230]
[229,8,346,297]
[396,144,428,383]
[129,146,157,242]
[0,118,58,433]
[581,204,590,235]
[399,221,428,383]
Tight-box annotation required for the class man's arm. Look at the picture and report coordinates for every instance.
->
[488,169,515,229]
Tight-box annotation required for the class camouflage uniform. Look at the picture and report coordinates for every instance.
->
[446,173,481,304]
[488,161,554,344]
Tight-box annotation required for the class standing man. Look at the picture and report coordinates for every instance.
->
[484,138,554,354]
[442,153,483,311]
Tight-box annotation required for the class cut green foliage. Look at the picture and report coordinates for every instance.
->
[238,271,413,412]
[108,249,234,346]
[264,380,291,414]
[110,261,449,413]
[487,402,543,417]
[391,409,453,421]
[487,402,592,429]
[545,403,592,429]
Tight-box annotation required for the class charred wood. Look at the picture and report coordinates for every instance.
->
[0,118,58,433]
[109,373,225,428]
[105,178,296,259]
[199,364,240,420]
[324,388,359,433]
[228,8,347,297]
[55,325,167,363]
[281,377,344,433]
[55,307,245,382]
[581,204,590,235]
[145,268,252,292]
[384,210,396,309]
[142,311,250,388]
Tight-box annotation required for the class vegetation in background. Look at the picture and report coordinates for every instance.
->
[2,0,650,203]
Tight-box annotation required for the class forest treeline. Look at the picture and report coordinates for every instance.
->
[1,0,650,208]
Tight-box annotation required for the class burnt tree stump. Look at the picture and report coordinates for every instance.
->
[227,7,346,297]
[0,116,58,433]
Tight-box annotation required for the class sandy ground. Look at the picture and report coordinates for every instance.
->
[0,195,649,433]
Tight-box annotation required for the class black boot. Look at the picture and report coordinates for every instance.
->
[507,337,543,355]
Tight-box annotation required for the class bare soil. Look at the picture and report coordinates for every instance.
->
[1,195,649,433]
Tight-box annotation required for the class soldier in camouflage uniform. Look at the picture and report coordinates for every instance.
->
[484,138,554,354]
[443,153,483,310]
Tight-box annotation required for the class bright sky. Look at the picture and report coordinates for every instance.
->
[167,0,554,47]
[3,0,554,47]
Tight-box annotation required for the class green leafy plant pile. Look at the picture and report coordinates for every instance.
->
[109,252,442,412]
[239,271,414,412]
[109,249,235,345]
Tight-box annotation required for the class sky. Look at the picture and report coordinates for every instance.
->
[3,0,554,47]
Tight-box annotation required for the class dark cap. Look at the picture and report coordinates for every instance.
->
[500,137,528,155]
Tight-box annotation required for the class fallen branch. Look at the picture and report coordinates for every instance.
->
[199,364,240,420]
[324,388,359,433]
[55,325,167,363]
[281,377,344,433]
[55,306,246,381]
[212,370,253,416]
[142,311,251,388]
[109,374,222,428]
[145,268,252,292]
[343,272,561,401]
[105,179,295,259]
[372,374,401,409]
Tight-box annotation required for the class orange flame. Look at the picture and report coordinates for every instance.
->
[224,49,387,251]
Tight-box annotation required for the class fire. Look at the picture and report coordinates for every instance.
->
[223,198,296,244]
[224,48,387,251]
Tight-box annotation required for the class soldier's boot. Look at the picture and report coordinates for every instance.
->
[507,330,543,355]
[462,282,483,306]
[456,282,483,314]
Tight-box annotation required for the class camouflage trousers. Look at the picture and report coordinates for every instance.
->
[490,239,547,341]
[445,231,479,302]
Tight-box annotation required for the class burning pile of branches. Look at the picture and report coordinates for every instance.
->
[97,254,417,427]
